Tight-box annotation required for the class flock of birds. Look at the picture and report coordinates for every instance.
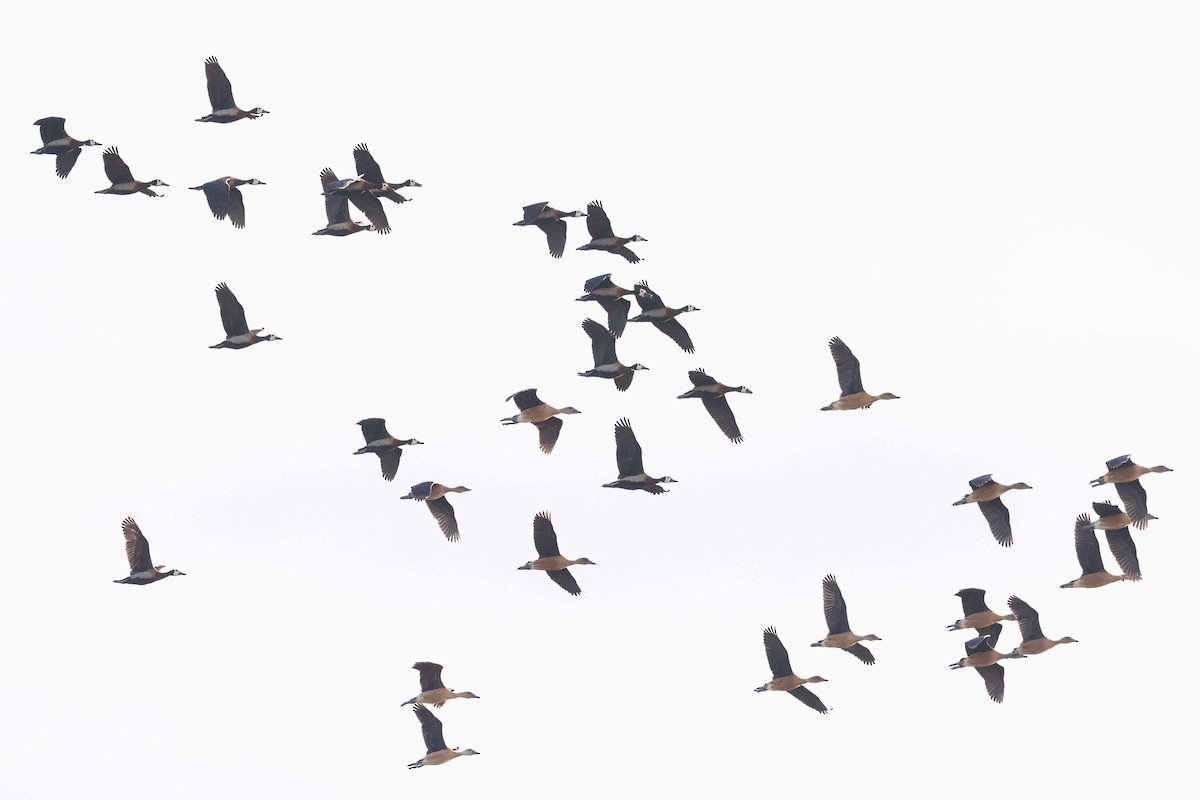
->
[33,54,1177,768]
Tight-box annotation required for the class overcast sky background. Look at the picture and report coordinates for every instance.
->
[2,2,1197,798]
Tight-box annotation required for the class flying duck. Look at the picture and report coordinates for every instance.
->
[31,117,100,178]
[401,662,480,708]
[401,482,471,542]
[755,627,829,714]
[603,418,676,494]
[947,588,1016,633]
[1089,455,1172,529]
[312,169,373,236]
[951,475,1032,548]
[576,200,646,263]
[630,281,698,353]
[514,202,586,258]
[517,511,595,596]
[189,177,265,229]
[196,56,268,122]
[209,283,281,349]
[319,167,390,234]
[354,418,423,481]
[948,624,1023,703]
[406,705,479,769]
[677,368,751,443]
[113,518,185,585]
[1006,596,1078,656]
[578,318,648,391]
[501,389,581,454]
[820,337,899,411]
[95,147,167,196]
[576,274,633,338]
[1067,505,1141,583]
[353,143,421,204]
[811,574,881,664]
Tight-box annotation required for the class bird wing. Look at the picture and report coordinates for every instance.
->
[634,281,665,312]
[596,297,630,338]
[974,623,1003,652]
[653,318,695,353]
[688,369,716,387]
[547,568,582,596]
[613,370,635,392]
[975,664,1005,703]
[586,200,615,239]
[427,497,460,542]
[828,337,864,396]
[379,449,402,482]
[227,186,246,229]
[583,319,617,366]
[200,180,231,220]
[968,474,995,490]
[533,417,563,455]
[406,481,434,500]
[977,498,1013,547]
[1007,596,1043,642]
[347,192,390,234]
[36,116,68,144]
[614,418,645,478]
[1092,501,1123,518]
[787,685,829,713]
[358,418,390,443]
[1114,479,1151,530]
[1105,454,1133,470]
[583,274,614,293]
[1073,514,1105,575]
[701,396,742,443]
[102,147,133,184]
[762,626,794,679]
[1104,527,1142,580]
[845,643,875,665]
[56,149,82,179]
[956,588,988,617]
[204,56,236,110]
[121,517,153,574]
[413,661,445,692]
[822,574,850,634]
[413,705,448,754]
[352,143,385,184]
[612,245,642,264]
[536,218,568,258]
[521,201,549,223]
[533,511,561,558]
[214,283,250,337]
[506,389,541,410]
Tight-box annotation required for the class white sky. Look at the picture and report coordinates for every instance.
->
[3,2,1197,798]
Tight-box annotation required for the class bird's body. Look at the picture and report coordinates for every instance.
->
[312,168,372,236]
[406,705,479,769]
[189,177,265,229]
[1007,596,1077,656]
[603,418,675,494]
[401,662,479,708]
[401,482,471,542]
[811,574,881,664]
[947,588,1016,632]
[630,281,698,353]
[501,389,580,454]
[196,57,268,122]
[1089,455,1171,530]
[515,202,586,258]
[677,369,751,443]
[319,167,390,234]
[948,624,1022,703]
[517,511,594,595]
[31,117,100,178]
[353,143,420,204]
[576,200,646,262]
[756,627,828,713]
[95,147,167,196]
[209,283,281,349]
[113,518,185,585]
[578,318,647,391]
[820,337,899,410]
[576,274,633,338]
[354,418,422,481]
[951,474,1032,547]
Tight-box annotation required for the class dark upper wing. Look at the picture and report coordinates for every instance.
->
[36,116,68,144]
[653,318,695,353]
[102,147,133,184]
[583,273,614,293]
[56,149,82,179]
[352,143,385,184]
[406,481,434,500]
[1115,480,1151,529]
[536,219,568,258]
[326,194,351,224]
[427,497,460,542]
[614,418,645,478]
[596,297,629,338]
[1092,501,1124,518]
[978,498,1013,547]
[969,474,995,490]
[547,568,582,596]
[614,370,635,392]
[586,200,614,239]
[227,186,246,229]
[413,705,447,754]
[319,167,339,194]
[533,511,561,558]
[845,643,875,665]
[348,192,390,234]
[583,319,617,366]
[688,369,716,387]
[975,664,1005,703]
[828,337,864,396]
[762,627,793,679]
[1104,527,1142,580]
[413,661,445,692]
[358,418,389,443]
[522,202,549,223]
[507,389,541,411]
[612,245,642,264]
[1106,454,1133,470]
[701,396,742,443]
[121,517,152,573]
[214,283,250,337]
[205,56,235,110]
[534,418,563,455]
[787,685,829,714]
[1073,514,1105,575]
[201,180,231,220]
[634,281,665,312]
[974,623,1003,651]
[1007,596,1043,642]
[822,574,850,634]
[379,449,402,482]
[956,588,988,616]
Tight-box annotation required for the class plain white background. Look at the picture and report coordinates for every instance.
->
[2,2,1196,798]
